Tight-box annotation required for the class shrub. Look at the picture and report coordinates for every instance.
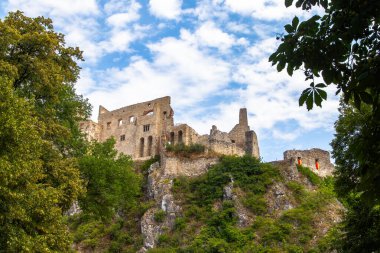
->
[154,210,166,223]
[174,217,186,231]
[165,143,205,157]
[296,165,322,186]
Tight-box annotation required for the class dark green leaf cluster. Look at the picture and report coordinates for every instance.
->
[270,0,380,112]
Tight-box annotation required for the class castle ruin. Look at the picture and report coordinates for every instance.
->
[80,96,260,159]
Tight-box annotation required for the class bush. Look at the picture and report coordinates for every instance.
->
[296,165,322,186]
[165,143,205,157]
[154,210,166,223]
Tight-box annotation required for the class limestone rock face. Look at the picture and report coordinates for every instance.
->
[223,177,254,228]
[266,182,294,217]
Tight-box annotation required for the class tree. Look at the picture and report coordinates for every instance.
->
[0,11,91,210]
[270,1,380,250]
[270,0,380,205]
[0,11,91,154]
[0,77,72,251]
[0,11,90,250]
[269,0,379,113]
[78,138,141,220]
[330,102,380,251]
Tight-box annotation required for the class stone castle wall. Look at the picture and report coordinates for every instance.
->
[283,148,335,177]
[161,154,219,177]
[80,96,260,159]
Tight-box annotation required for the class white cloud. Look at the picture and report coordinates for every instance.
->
[149,0,183,19]
[223,0,312,20]
[194,21,236,51]
[5,0,99,17]
[106,0,141,27]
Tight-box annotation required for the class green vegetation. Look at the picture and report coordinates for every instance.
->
[165,143,205,157]
[154,210,166,223]
[271,1,380,250]
[0,11,89,251]
[78,138,141,221]
[147,156,339,252]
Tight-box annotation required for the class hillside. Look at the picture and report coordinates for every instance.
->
[68,151,344,253]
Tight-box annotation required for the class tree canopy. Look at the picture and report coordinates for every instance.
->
[0,11,90,251]
[270,0,380,250]
[269,0,380,113]
[78,138,141,221]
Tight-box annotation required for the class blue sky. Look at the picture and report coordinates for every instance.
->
[0,0,339,162]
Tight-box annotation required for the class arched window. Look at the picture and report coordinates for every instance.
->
[118,119,123,126]
[147,136,153,156]
[170,132,175,144]
[139,137,145,157]
[178,130,183,144]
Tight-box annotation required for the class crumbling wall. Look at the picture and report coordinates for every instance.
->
[89,96,174,159]
[208,140,246,156]
[283,148,334,177]
[161,154,219,177]
[80,97,261,160]
[79,120,100,141]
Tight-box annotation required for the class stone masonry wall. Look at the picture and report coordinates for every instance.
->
[161,154,219,177]
[283,148,334,177]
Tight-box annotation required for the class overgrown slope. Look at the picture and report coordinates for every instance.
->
[68,155,343,253]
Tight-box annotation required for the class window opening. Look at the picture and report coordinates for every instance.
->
[139,138,145,157]
[147,136,153,156]
[118,119,123,126]
[170,132,175,144]
[107,122,111,129]
[178,130,183,143]
[120,135,125,141]
[143,124,150,132]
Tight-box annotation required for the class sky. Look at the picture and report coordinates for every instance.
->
[0,0,340,162]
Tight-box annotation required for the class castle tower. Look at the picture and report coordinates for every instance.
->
[239,108,248,127]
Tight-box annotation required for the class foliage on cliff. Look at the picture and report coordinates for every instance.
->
[151,156,340,252]
[68,153,157,253]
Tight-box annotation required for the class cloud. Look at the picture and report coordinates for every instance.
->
[5,0,99,17]
[149,0,183,19]
[106,0,141,27]
[194,21,236,51]
[223,0,313,20]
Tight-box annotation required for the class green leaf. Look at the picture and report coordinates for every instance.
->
[285,0,293,7]
[322,69,333,84]
[315,83,327,88]
[287,63,294,76]
[285,24,294,33]
[268,52,277,62]
[314,91,322,107]
[299,88,311,106]
[306,93,314,110]
[317,88,327,100]
[292,16,299,29]
[277,60,286,72]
